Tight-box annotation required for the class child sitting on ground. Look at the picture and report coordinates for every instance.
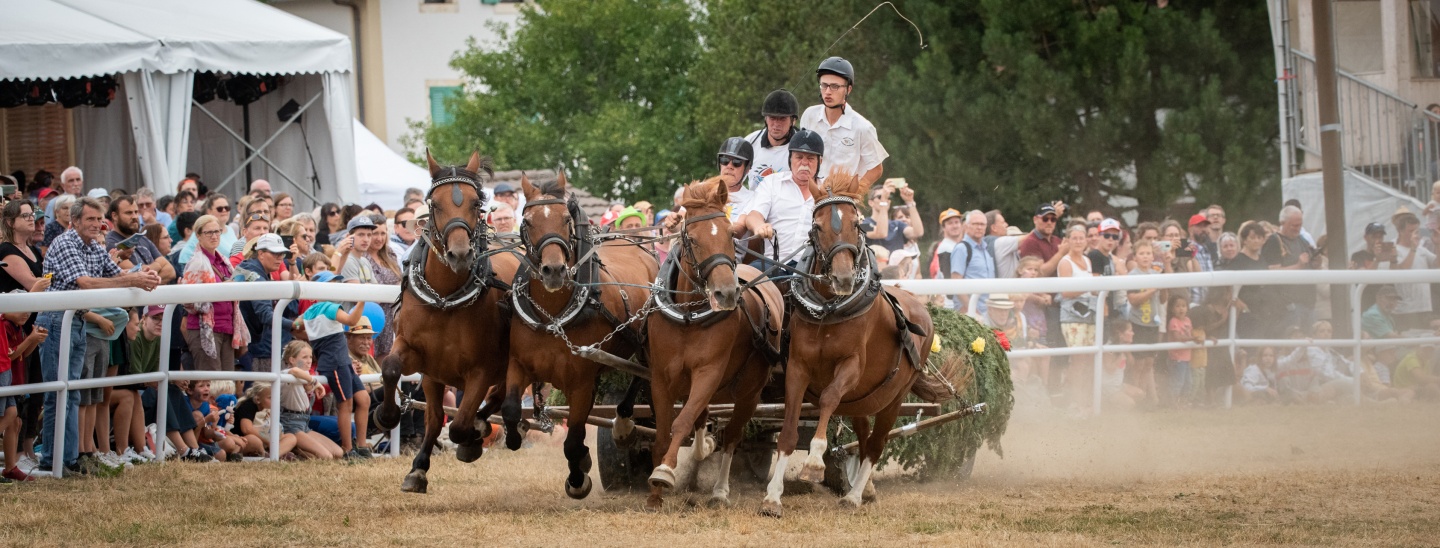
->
[280,341,343,459]
[1239,347,1280,404]
[187,380,242,461]
[232,383,298,459]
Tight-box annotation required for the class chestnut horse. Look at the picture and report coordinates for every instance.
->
[501,173,659,499]
[759,171,953,517]
[645,177,784,510]
[374,151,519,493]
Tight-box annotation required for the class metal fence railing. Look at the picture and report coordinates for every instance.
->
[2,271,1438,477]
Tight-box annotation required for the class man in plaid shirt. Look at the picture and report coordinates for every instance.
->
[37,196,160,474]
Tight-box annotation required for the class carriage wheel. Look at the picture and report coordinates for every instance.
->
[596,422,653,492]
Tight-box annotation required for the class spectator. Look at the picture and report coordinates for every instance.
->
[982,294,1029,383]
[1361,285,1404,340]
[490,203,517,236]
[1084,210,1104,224]
[1283,199,1319,247]
[177,194,237,266]
[279,341,344,460]
[2,310,47,482]
[276,216,316,280]
[1085,221,1101,254]
[391,207,418,259]
[1058,224,1097,411]
[403,187,424,207]
[1205,204,1227,243]
[863,180,922,253]
[1166,295,1195,406]
[1187,213,1215,304]
[347,317,382,394]
[181,214,247,372]
[1216,232,1239,267]
[1392,344,1440,399]
[316,203,343,248]
[987,210,1024,279]
[949,210,996,315]
[168,211,200,270]
[1353,222,1397,270]
[1274,328,1316,404]
[144,223,173,257]
[1088,218,1126,316]
[929,208,963,280]
[185,380,240,461]
[235,233,298,374]
[1358,346,1415,403]
[177,178,200,199]
[362,214,402,359]
[249,179,272,198]
[492,183,520,212]
[79,306,128,470]
[1390,210,1435,328]
[273,192,295,221]
[1126,240,1169,407]
[1100,320,1147,411]
[44,166,83,220]
[38,196,160,474]
[1018,202,1070,355]
[1223,222,1269,336]
[1238,347,1279,405]
[1192,287,1237,408]
[229,213,271,263]
[1293,321,1360,403]
[1262,205,1319,337]
[1013,256,1051,386]
[1,200,48,295]
[106,196,177,284]
[133,188,166,228]
[298,271,371,458]
[231,383,297,458]
[42,194,76,250]
[166,190,197,243]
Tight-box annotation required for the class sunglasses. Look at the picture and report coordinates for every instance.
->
[1102,233,1121,241]
[214,206,231,213]
[1039,215,1057,223]
[247,213,271,222]
[719,158,746,168]
[325,210,339,217]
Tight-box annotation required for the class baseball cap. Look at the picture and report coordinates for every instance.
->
[87,188,110,200]
[494,183,516,195]
[145,305,166,317]
[938,208,962,224]
[253,233,289,254]
[987,294,1015,310]
[346,215,377,232]
[311,271,347,283]
[348,316,376,336]
[37,188,58,199]
[1100,218,1121,232]
[1365,222,1386,236]
[1035,203,1057,217]
[1188,213,1211,227]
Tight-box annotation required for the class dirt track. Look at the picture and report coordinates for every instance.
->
[2,403,1437,546]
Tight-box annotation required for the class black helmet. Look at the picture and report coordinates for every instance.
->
[816,56,855,86]
[788,128,825,158]
[761,89,800,118]
[717,137,754,170]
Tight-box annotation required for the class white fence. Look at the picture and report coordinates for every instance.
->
[1,271,1438,477]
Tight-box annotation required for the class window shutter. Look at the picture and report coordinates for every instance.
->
[429,86,461,127]
[2,104,72,178]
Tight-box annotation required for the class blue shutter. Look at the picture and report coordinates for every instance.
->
[429,86,461,126]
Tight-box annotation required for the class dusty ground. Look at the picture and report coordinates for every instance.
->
[2,403,1438,546]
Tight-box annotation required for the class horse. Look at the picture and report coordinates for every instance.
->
[373,150,519,493]
[501,172,659,499]
[759,170,957,517]
[644,177,784,510]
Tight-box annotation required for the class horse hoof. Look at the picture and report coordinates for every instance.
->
[839,496,862,509]
[648,464,676,489]
[455,442,483,463]
[565,475,593,500]
[645,494,664,512]
[798,464,826,484]
[758,500,783,518]
[400,470,428,494]
[613,416,635,443]
[374,407,400,431]
[478,420,493,438]
[505,426,523,452]
[862,482,877,505]
[706,495,732,508]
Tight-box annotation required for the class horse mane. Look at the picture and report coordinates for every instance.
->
[535,179,567,200]
[679,176,726,212]
[822,170,866,200]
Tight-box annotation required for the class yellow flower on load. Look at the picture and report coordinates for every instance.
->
[970,337,985,354]
[931,334,943,353]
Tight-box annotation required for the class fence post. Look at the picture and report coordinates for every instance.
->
[1350,283,1364,405]
[51,309,77,478]
[1092,290,1107,416]
[155,304,175,462]
[1225,286,1240,409]
[269,299,291,461]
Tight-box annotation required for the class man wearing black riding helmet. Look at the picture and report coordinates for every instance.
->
[744,89,800,188]
[800,57,888,186]
[739,128,824,266]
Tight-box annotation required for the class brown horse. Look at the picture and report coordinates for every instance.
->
[374,150,519,493]
[645,177,784,510]
[501,173,659,499]
[759,171,953,517]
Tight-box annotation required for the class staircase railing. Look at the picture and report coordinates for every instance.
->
[1289,48,1440,203]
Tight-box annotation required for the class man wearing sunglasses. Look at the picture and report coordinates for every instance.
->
[1019,202,1072,277]
[744,89,799,188]
[799,57,888,187]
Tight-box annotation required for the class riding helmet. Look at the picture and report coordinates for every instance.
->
[760,89,800,118]
[816,57,855,86]
[788,128,825,158]
[717,137,755,170]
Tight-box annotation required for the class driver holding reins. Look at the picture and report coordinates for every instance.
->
[737,128,825,269]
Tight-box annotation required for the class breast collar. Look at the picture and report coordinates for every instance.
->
[511,195,602,331]
[653,211,735,326]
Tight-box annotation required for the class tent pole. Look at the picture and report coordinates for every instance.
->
[243,103,252,191]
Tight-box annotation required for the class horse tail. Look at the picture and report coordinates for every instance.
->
[909,350,972,404]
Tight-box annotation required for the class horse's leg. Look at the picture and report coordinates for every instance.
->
[689,405,715,463]
[501,357,529,451]
[374,350,406,431]
[562,376,597,500]
[801,355,861,483]
[646,363,677,510]
[662,367,721,496]
[760,364,809,518]
[849,415,875,502]
[710,367,763,508]
[449,375,489,463]
[401,378,447,493]
[612,375,644,443]
[841,393,903,508]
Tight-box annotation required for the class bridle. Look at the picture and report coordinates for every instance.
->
[405,165,494,311]
[421,166,488,264]
[518,195,579,273]
[675,210,736,293]
[807,194,866,278]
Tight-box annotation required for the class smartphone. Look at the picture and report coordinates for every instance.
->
[888,178,908,190]
[1381,241,1396,254]
[0,184,15,196]
[1177,238,1194,258]
[281,235,295,250]
[1157,240,1172,254]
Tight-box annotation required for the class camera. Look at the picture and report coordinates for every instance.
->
[1177,238,1194,258]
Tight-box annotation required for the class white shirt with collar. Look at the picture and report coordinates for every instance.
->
[743,129,791,189]
[799,104,888,178]
[739,171,815,261]
[726,185,754,223]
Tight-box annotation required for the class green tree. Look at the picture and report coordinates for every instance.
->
[410,0,706,205]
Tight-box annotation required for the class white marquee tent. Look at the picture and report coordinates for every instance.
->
[0,0,358,206]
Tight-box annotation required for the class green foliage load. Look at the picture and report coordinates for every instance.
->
[413,0,1278,224]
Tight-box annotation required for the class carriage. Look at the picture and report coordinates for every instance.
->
[375,153,1011,514]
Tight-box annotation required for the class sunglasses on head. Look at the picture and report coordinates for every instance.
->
[719,158,745,168]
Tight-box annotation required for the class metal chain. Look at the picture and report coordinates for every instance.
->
[523,281,661,360]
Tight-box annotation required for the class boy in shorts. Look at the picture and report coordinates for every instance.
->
[297,271,371,458]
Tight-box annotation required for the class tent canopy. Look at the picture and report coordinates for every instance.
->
[0,0,357,207]
[355,120,429,210]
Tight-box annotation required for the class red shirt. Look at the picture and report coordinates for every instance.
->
[1018,230,1061,265]
[0,319,20,375]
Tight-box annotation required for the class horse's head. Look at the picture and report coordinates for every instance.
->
[520,172,577,292]
[424,149,492,272]
[808,170,870,295]
[678,177,739,310]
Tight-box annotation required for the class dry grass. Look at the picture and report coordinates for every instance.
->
[3,403,1439,547]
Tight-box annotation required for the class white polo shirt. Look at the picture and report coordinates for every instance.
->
[725,185,754,223]
[739,171,815,261]
[799,104,888,178]
[743,129,791,189]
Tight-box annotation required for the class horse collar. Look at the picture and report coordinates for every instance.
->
[789,246,881,323]
[403,238,490,311]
